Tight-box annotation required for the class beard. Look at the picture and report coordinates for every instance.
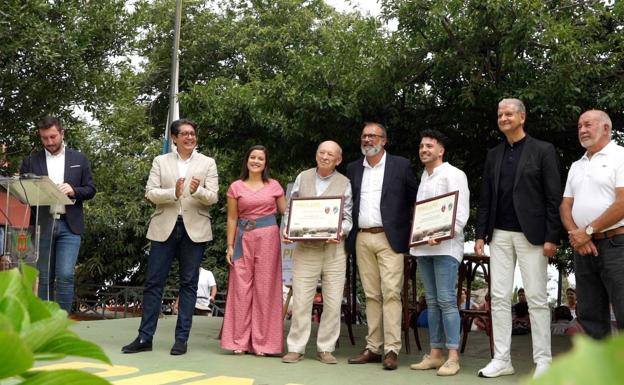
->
[361,143,382,156]
[45,143,63,155]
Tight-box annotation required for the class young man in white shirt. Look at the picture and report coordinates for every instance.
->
[409,129,469,376]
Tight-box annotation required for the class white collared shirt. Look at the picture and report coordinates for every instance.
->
[176,149,195,182]
[175,148,197,214]
[410,162,470,262]
[358,152,386,229]
[564,141,624,230]
[45,144,66,214]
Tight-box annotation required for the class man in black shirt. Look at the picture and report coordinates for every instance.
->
[475,98,561,379]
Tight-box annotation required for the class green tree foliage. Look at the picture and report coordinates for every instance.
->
[77,88,159,286]
[382,0,623,187]
[0,0,139,170]
[115,0,403,286]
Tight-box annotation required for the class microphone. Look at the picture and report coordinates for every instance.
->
[20,173,41,179]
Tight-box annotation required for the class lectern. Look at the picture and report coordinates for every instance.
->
[0,176,73,274]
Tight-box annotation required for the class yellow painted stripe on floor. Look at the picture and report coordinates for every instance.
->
[184,376,254,385]
[35,362,139,377]
[112,370,204,385]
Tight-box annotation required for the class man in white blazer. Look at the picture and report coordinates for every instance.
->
[122,119,219,355]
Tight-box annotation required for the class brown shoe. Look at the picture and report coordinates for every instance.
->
[282,352,304,363]
[348,348,382,364]
[317,351,337,364]
[382,351,399,370]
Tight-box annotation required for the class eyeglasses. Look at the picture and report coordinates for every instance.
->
[361,134,385,140]
[177,131,196,138]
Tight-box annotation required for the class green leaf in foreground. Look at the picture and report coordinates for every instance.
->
[526,334,624,385]
[36,331,111,364]
[0,331,34,379]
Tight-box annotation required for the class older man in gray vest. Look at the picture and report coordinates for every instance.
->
[282,140,353,365]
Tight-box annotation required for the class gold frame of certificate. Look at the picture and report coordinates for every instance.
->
[409,191,459,247]
[286,196,344,241]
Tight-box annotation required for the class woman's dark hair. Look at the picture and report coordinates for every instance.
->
[240,145,270,182]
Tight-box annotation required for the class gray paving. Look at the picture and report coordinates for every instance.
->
[64,316,573,385]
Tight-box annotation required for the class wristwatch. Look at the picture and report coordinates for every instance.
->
[585,225,594,236]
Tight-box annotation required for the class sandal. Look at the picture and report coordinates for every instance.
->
[256,352,266,357]
[233,350,245,355]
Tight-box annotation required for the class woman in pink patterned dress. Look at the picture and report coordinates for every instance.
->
[220,145,286,355]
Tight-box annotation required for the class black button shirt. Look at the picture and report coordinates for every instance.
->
[495,136,526,232]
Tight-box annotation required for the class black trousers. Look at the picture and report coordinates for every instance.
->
[574,234,624,339]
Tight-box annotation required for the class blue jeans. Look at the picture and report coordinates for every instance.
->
[418,255,460,349]
[139,221,206,342]
[37,219,82,313]
[575,234,624,339]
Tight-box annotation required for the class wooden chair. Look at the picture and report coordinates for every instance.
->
[402,254,422,353]
[456,253,493,357]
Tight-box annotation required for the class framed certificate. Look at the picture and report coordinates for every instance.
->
[286,196,344,241]
[409,191,459,247]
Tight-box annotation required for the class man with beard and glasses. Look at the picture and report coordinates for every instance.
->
[346,122,418,370]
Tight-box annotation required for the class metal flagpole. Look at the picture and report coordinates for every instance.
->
[163,0,182,154]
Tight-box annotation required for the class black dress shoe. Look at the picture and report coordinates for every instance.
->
[170,340,188,355]
[122,337,152,353]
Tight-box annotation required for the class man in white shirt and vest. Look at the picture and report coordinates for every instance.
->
[560,109,624,339]
[282,140,353,365]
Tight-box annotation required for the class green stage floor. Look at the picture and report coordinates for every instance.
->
[41,316,573,385]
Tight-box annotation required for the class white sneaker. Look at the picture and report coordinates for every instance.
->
[478,359,515,378]
[533,362,550,378]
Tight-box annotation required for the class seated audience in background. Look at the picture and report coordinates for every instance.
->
[415,296,429,328]
[459,288,469,310]
[551,306,574,335]
[172,267,217,316]
[512,288,530,335]
[564,287,577,318]
[471,298,491,332]
[194,267,217,315]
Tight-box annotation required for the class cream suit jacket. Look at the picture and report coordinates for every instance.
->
[145,152,219,243]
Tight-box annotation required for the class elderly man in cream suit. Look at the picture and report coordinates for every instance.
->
[281,140,353,365]
[122,118,218,356]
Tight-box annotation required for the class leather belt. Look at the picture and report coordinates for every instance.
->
[359,227,384,234]
[592,226,624,240]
